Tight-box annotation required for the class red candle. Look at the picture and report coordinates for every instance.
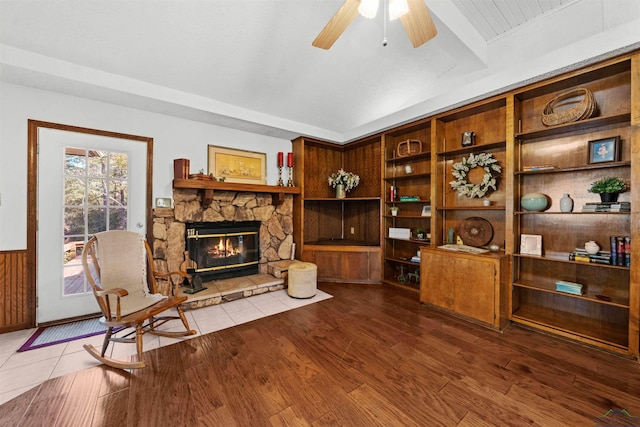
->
[277,152,283,167]
[287,152,293,167]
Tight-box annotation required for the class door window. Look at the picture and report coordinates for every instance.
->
[63,148,129,296]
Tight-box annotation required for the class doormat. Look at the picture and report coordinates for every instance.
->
[17,318,115,352]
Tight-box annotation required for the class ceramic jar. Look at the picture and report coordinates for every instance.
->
[560,193,574,213]
[585,240,600,255]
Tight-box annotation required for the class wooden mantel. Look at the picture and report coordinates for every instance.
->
[173,179,300,206]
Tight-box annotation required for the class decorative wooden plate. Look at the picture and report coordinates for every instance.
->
[456,217,493,247]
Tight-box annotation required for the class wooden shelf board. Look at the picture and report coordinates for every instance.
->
[382,279,420,293]
[385,237,430,244]
[513,280,629,308]
[515,161,630,175]
[386,200,429,205]
[383,173,431,181]
[385,257,422,266]
[515,113,630,140]
[511,304,629,350]
[173,179,300,194]
[384,215,431,219]
[513,252,631,270]
[304,197,381,201]
[386,151,431,163]
[436,141,506,157]
[437,206,505,211]
[515,211,630,215]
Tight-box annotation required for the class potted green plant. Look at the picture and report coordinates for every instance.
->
[390,206,399,216]
[588,177,628,202]
[414,228,427,240]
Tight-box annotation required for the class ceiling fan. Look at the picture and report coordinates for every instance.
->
[312,0,437,50]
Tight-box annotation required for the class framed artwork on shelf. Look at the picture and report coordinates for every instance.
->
[421,205,431,217]
[155,198,172,208]
[208,145,266,184]
[520,234,542,256]
[588,136,620,164]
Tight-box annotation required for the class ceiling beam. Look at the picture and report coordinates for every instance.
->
[427,0,488,65]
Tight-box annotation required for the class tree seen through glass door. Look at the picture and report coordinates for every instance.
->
[63,147,128,295]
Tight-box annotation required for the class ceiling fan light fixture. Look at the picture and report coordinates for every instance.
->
[358,0,379,19]
[388,0,409,20]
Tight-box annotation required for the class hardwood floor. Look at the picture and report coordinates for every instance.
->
[2,282,640,426]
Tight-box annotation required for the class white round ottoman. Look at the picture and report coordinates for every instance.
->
[287,262,317,299]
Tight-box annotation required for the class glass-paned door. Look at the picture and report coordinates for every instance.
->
[37,128,147,324]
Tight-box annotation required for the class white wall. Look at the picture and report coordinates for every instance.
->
[0,82,293,250]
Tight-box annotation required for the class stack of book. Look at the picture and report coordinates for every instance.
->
[569,248,612,265]
[555,280,584,295]
[581,202,630,212]
[522,164,555,171]
[399,195,420,202]
[610,236,631,267]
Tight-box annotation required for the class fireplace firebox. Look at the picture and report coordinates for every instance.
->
[185,221,260,286]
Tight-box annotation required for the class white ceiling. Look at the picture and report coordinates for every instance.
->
[1,0,639,144]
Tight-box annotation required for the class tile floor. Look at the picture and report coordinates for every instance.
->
[0,289,332,406]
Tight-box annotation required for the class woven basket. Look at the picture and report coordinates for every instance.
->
[541,88,596,126]
[396,139,422,157]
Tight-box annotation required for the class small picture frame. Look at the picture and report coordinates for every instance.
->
[421,205,431,217]
[588,136,620,164]
[461,131,475,147]
[520,234,542,256]
[155,197,172,208]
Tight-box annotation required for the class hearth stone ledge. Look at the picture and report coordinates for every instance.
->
[180,260,300,310]
[151,189,297,305]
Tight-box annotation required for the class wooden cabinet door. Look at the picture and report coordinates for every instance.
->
[452,257,495,325]
[420,251,455,309]
[420,248,498,327]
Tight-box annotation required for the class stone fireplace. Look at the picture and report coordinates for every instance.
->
[151,188,294,300]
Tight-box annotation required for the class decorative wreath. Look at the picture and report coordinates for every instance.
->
[449,152,502,198]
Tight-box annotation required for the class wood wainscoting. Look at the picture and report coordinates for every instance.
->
[0,250,33,333]
[302,245,381,284]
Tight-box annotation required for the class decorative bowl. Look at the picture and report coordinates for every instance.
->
[521,193,549,212]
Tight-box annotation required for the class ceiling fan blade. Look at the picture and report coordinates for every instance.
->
[401,0,437,48]
[312,0,360,50]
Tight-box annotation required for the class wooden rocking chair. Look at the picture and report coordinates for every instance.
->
[82,230,196,369]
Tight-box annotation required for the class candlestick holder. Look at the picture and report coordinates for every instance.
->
[287,166,294,187]
[277,166,284,186]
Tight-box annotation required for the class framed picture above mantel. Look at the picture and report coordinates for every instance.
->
[208,145,266,184]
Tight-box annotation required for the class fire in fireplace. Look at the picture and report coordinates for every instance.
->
[185,221,260,284]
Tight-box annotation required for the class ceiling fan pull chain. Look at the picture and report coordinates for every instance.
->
[383,0,388,46]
